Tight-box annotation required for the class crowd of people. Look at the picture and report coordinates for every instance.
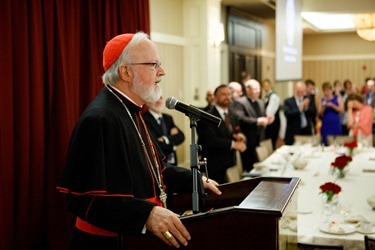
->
[139,76,375,183]
[196,77,375,181]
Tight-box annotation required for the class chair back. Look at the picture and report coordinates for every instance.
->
[365,235,375,250]
[297,242,343,250]
[225,166,241,183]
[260,138,273,156]
[327,135,355,146]
[255,146,269,162]
[225,151,243,183]
[294,135,321,146]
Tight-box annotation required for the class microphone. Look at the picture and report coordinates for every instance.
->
[165,97,221,128]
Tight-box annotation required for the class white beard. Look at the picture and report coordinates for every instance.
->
[131,73,162,103]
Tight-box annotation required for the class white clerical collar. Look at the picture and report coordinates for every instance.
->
[110,85,143,108]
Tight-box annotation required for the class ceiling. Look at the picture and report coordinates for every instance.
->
[221,0,375,33]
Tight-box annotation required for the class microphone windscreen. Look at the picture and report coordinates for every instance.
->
[165,97,178,109]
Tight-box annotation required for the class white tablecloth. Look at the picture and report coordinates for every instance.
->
[253,145,375,250]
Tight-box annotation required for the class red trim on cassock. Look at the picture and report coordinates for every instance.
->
[56,187,134,197]
[75,196,163,237]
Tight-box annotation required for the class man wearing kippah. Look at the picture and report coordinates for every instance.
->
[57,31,221,250]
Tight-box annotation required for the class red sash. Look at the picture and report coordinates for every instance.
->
[75,196,162,236]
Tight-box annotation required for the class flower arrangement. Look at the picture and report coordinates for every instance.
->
[343,141,358,157]
[331,155,352,178]
[320,182,342,202]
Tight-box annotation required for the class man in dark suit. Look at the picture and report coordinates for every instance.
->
[143,96,185,165]
[283,81,315,145]
[305,79,318,134]
[198,85,247,184]
[230,79,274,172]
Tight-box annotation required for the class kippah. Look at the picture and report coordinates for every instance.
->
[103,33,134,71]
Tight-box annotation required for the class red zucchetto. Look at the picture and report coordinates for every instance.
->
[103,33,134,71]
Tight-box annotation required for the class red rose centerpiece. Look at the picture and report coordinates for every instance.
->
[331,155,352,178]
[320,182,342,203]
[343,141,358,157]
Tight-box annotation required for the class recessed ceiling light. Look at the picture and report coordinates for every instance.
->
[301,12,355,31]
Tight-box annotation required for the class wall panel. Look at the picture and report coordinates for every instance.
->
[303,59,375,91]
[155,43,187,164]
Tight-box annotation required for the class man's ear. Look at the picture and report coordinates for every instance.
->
[119,65,132,82]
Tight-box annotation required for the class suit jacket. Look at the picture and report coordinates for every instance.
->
[198,107,240,183]
[142,111,185,165]
[307,94,318,132]
[229,96,267,171]
[230,96,266,147]
[283,96,314,145]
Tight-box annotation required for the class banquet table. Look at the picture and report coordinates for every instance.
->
[251,144,375,250]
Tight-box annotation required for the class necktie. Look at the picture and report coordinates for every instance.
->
[159,117,168,135]
[299,99,307,128]
[251,100,262,117]
[223,112,232,133]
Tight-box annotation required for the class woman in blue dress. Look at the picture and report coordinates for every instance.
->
[319,82,344,145]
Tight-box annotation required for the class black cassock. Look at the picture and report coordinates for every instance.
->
[57,87,192,249]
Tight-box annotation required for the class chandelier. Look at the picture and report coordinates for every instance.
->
[352,13,375,42]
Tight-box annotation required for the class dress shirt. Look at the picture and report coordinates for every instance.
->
[295,96,307,128]
[215,106,229,121]
[264,91,280,116]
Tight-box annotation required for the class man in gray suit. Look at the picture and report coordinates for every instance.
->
[230,79,274,172]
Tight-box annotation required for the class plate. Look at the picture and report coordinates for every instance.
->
[304,152,320,159]
[298,208,313,214]
[319,223,356,235]
[357,227,375,234]
[344,215,366,224]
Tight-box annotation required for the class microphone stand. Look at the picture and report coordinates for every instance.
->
[189,117,207,214]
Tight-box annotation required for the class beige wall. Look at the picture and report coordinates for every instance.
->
[303,32,375,95]
[149,0,183,36]
[150,0,223,167]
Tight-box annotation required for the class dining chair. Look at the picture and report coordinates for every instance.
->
[294,135,321,146]
[260,138,273,156]
[225,165,241,183]
[226,151,250,182]
[327,135,355,146]
[297,242,343,250]
[255,145,269,162]
[365,235,375,250]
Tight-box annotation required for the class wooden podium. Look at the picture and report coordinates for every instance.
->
[123,177,299,249]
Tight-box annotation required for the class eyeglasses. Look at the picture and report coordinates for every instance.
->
[127,62,162,70]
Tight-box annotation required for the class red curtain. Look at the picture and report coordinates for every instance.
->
[0,1,149,249]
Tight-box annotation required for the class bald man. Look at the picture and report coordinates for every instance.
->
[230,79,274,172]
[228,81,243,100]
[283,81,315,145]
